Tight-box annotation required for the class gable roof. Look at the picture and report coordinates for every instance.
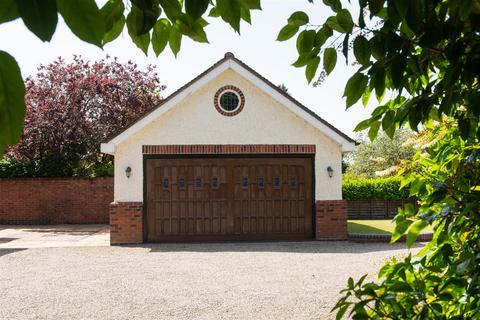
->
[101,52,356,154]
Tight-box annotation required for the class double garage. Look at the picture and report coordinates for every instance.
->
[102,53,355,244]
[145,156,313,242]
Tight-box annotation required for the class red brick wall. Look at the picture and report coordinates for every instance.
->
[110,202,143,244]
[315,200,348,240]
[0,177,113,224]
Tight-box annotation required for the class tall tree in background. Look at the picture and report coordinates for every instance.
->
[4,56,164,177]
[346,128,415,178]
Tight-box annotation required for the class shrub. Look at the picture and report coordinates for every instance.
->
[0,157,113,178]
[3,56,164,178]
[342,176,410,200]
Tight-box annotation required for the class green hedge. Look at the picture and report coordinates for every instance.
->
[0,158,113,178]
[342,177,410,200]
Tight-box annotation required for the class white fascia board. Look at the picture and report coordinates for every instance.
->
[107,60,231,146]
[101,143,115,154]
[229,61,355,152]
[341,143,355,152]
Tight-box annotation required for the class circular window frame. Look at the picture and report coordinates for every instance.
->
[214,85,245,116]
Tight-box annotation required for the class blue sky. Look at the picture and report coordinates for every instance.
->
[0,0,374,137]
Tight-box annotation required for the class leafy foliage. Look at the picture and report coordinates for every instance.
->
[346,128,416,178]
[278,0,480,142]
[342,177,409,201]
[0,0,262,152]
[336,120,480,319]
[277,0,480,318]
[3,56,165,177]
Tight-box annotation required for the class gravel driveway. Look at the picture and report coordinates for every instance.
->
[0,241,420,320]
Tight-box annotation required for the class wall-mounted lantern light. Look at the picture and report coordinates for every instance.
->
[327,166,334,178]
[125,166,132,178]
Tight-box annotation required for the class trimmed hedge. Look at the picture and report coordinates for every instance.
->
[0,158,113,178]
[342,177,410,200]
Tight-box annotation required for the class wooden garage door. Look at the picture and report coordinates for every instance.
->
[145,157,313,242]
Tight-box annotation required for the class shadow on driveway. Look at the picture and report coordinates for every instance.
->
[0,225,109,249]
[123,240,424,254]
[0,248,26,257]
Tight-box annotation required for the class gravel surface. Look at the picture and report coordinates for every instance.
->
[0,241,421,320]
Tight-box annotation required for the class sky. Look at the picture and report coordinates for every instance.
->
[0,0,375,137]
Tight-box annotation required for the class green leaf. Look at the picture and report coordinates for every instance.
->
[347,277,354,289]
[15,0,57,41]
[158,0,182,20]
[314,27,332,47]
[287,11,309,26]
[409,177,425,196]
[325,16,343,33]
[354,118,371,132]
[292,47,320,67]
[323,48,337,75]
[216,0,241,32]
[372,67,386,101]
[323,0,342,12]
[185,0,209,20]
[306,56,320,84]
[0,0,19,23]
[208,7,220,17]
[57,0,104,47]
[101,0,124,32]
[240,7,251,23]
[406,219,427,248]
[390,54,406,89]
[336,305,349,320]
[343,72,368,108]
[393,1,409,19]
[353,35,370,65]
[362,87,371,107]
[152,18,171,56]
[169,27,182,56]
[389,282,412,292]
[368,120,381,141]
[382,110,396,138]
[369,0,384,16]
[391,220,412,243]
[126,2,159,36]
[0,51,26,153]
[129,30,150,55]
[101,0,125,44]
[103,15,125,45]
[239,0,261,9]
[336,9,354,33]
[126,7,150,55]
[296,30,316,55]
[277,24,299,41]
[176,15,208,43]
[405,0,423,32]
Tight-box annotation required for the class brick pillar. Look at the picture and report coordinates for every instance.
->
[109,202,143,245]
[315,200,348,240]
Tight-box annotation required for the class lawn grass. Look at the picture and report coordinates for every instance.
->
[348,220,434,235]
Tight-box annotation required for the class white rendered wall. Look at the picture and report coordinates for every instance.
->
[114,69,343,202]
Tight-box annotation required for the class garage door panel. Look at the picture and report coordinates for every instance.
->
[146,157,313,241]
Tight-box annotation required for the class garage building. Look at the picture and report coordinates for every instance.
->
[101,53,355,244]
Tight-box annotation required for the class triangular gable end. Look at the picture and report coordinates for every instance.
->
[101,52,356,154]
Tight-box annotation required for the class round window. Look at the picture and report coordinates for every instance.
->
[219,91,240,111]
[214,85,245,116]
